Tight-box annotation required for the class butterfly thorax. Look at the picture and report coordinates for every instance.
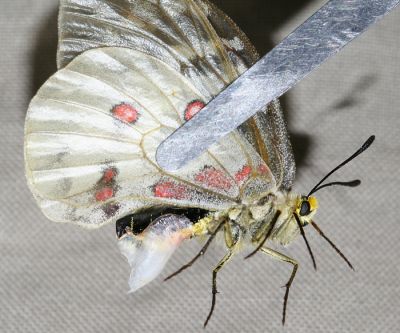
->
[194,191,318,249]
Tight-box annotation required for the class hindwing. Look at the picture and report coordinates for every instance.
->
[25,47,275,227]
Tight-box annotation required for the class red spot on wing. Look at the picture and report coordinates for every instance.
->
[102,168,117,184]
[258,164,269,175]
[235,165,252,182]
[112,103,139,123]
[95,167,119,204]
[154,181,188,200]
[195,166,232,191]
[95,187,114,202]
[184,100,205,121]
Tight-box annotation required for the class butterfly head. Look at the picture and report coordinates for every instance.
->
[295,195,318,227]
[291,136,375,271]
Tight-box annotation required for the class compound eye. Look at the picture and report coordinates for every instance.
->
[299,201,311,216]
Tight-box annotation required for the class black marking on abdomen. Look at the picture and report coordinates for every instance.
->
[116,206,210,238]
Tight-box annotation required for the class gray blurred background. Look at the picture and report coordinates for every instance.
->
[1,0,400,332]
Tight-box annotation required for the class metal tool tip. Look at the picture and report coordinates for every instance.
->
[156,140,182,172]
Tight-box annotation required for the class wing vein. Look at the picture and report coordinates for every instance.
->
[34,97,143,136]
[64,67,163,126]
[28,131,140,145]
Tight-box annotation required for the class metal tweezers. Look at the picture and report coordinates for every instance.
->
[156,0,399,171]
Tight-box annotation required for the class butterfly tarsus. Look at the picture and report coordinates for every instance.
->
[204,249,234,328]
[259,247,298,326]
[282,263,298,325]
[203,273,218,328]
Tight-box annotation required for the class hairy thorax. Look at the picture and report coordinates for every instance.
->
[197,190,315,249]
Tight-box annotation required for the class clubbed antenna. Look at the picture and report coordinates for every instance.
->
[308,135,375,197]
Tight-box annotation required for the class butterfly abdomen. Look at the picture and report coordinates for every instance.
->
[116,206,210,238]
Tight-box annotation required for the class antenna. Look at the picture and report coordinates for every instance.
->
[308,135,375,197]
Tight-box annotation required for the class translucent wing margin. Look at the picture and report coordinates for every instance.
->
[238,101,296,190]
[58,0,237,94]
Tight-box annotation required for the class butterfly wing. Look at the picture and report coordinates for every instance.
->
[57,0,296,190]
[58,0,257,69]
[237,102,296,191]
[58,0,237,92]
[26,0,294,290]
[25,46,275,228]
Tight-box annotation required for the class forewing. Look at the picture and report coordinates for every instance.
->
[25,47,275,227]
[58,0,237,95]
[58,0,295,190]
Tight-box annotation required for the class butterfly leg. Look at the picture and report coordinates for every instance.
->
[203,248,235,327]
[164,221,224,281]
[260,247,298,325]
[203,222,239,327]
[245,210,281,259]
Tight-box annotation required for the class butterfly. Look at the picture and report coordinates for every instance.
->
[24,0,374,327]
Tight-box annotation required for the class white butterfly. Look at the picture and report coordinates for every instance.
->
[24,0,373,326]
